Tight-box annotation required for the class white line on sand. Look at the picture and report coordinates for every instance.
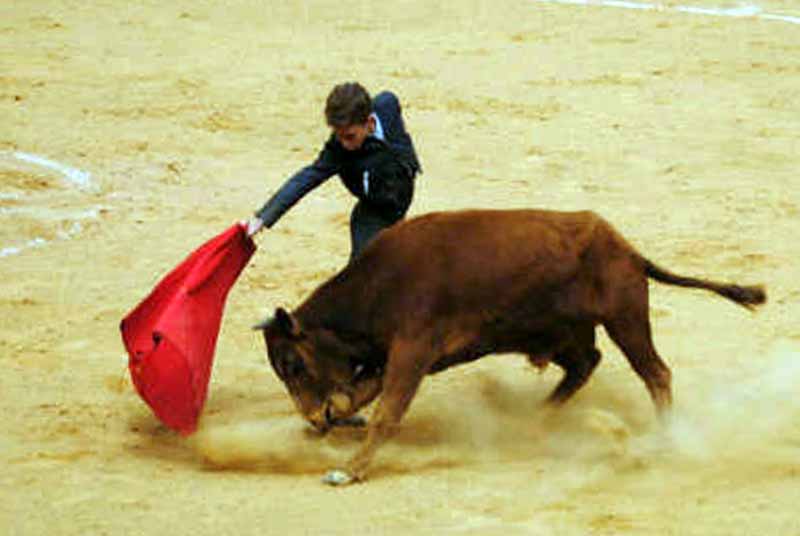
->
[12,151,94,190]
[534,0,800,25]
[0,238,48,258]
[1,153,98,258]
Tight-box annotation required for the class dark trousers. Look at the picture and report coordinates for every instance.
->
[349,201,403,262]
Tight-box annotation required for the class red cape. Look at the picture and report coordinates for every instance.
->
[120,223,256,435]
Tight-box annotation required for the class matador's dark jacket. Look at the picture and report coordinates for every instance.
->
[255,91,422,227]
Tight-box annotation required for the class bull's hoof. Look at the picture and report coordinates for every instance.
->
[322,469,356,486]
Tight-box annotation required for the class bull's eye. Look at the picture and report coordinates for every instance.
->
[285,356,305,377]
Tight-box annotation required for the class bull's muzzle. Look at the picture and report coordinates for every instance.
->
[307,393,357,432]
[307,404,332,433]
[329,392,353,415]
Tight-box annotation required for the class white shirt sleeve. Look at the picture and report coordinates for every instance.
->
[371,112,385,141]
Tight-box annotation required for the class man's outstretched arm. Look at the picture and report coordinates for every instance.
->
[249,145,339,235]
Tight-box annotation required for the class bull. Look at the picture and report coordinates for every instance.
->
[255,209,766,485]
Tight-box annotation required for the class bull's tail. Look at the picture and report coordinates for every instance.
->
[642,258,767,310]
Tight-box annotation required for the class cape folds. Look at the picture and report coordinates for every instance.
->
[120,223,256,435]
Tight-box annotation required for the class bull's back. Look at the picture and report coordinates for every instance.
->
[356,209,607,312]
[371,209,600,267]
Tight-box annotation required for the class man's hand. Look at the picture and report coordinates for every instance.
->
[244,216,265,237]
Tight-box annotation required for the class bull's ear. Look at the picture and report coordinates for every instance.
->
[275,307,303,339]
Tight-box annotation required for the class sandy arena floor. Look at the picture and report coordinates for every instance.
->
[2,1,800,534]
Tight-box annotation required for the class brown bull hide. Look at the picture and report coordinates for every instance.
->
[257,209,766,485]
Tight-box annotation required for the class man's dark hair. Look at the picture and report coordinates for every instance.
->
[325,82,372,127]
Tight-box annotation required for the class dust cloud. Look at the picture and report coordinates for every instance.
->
[193,342,800,494]
[192,417,341,473]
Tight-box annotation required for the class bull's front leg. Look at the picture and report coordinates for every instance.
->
[323,338,430,486]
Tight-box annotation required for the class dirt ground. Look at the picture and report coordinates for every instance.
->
[2,0,800,534]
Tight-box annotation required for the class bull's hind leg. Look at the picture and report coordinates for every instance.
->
[547,347,602,405]
[544,323,601,406]
[604,311,672,415]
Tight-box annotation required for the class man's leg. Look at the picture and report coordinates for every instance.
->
[349,201,401,262]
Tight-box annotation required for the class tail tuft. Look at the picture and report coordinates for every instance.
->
[644,259,767,311]
[716,284,767,310]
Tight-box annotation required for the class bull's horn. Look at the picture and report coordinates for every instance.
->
[251,316,273,331]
